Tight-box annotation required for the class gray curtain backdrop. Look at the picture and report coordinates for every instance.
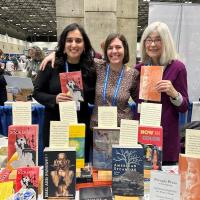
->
[149,2,200,101]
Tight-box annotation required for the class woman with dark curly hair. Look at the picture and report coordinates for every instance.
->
[33,23,96,162]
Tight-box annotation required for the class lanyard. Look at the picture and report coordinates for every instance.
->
[102,64,125,106]
[65,61,69,72]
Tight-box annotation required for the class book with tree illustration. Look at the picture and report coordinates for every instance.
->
[7,125,38,170]
[139,65,163,102]
[59,71,84,102]
[112,145,144,196]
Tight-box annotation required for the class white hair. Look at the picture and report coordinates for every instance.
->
[140,21,179,66]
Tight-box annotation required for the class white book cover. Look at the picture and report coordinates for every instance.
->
[119,119,139,146]
[50,121,69,148]
[12,102,32,125]
[150,170,180,200]
[140,102,162,126]
[98,106,117,128]
[191,101,200,121]
[59,101,77,123]
[186,129,200,156]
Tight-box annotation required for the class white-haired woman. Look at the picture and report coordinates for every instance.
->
[134,21,189,165]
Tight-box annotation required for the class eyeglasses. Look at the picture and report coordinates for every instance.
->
[66,38,83,44]
[145,38,162,45]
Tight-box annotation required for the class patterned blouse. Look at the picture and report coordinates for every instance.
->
[90,59,139,128]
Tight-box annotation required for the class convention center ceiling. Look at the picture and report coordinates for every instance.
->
[0,0,200,42]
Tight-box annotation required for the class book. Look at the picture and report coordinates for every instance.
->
[69,123,85,168]
[79,186,112,200]
[185,129,200,156]
[191,101,200,121]
[139,65,163,102]
[7,125,38,169]
[0,181,14,199]
[138,125,163,170]
[43,147,76,199]
[92,170,112,187]
[112,145,144,196]
[15,166,39,199]
[59,71,84,102]
[114,195,140,200]
[149,170,180,200]
[0,168,11,182]
[140,102,162,126]
[179,154,200,200]
[93,127,120,170]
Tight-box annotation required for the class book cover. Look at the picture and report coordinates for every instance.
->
[79,186,112,200]
[112,145,144,196]
[92,170,112,187]
[0,168,11,182]
[69,123,85,168]
[59,71,84,102]
[43,147,76,199]
[139,65,163,102]
[15,166,39,199]
[93,127,120,170]
[179,154,200,200]
[7,125,38,169]
[0,181,14,200]
[149,170,180,200]
[138,125,163,170]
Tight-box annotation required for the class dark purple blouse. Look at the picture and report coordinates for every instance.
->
[134,60,189,162]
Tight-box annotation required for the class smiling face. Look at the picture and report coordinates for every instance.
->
[107,37,125,67]
[64,29,85,64]
[145,31,162,65]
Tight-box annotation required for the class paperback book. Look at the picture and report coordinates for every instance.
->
[112,145,144,196]
[93,127,120,170]
[43,147,76,199]
[7,125,38,169]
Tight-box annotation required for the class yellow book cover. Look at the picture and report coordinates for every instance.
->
[115,195,140,200]
[0,181,14,199]
[97,170,112,181]
[69,123,85,168]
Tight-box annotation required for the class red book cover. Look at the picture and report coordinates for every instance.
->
[138,125,163,170]
[15,166,39,198]
[179,154,200,200]
[139,65,163,102]
[7,125,38,169]
[59,71,84,102]
[0,168,11,182]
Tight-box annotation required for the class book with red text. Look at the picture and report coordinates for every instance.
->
[139,65,163,102]
[138,125,163,170]
[15,166,39,199]
[59,71,84,102]
[7,125,38,169]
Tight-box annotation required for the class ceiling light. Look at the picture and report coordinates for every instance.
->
[1,6,9,10]
[23,27,27,30]
[16,23,21,26]
[7,19,13,22]
[49,20,53,22]
[48,30,52,32]
[41,24,46,26]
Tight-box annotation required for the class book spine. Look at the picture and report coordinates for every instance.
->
[43,152,49,199]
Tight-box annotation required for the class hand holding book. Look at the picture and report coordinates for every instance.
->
[56,92,73,104]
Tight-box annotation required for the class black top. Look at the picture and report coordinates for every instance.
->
[0,75,7,106]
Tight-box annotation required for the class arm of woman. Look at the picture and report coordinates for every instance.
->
[40,52,56,70]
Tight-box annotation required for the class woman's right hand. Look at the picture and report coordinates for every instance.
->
[56,93,73,104]
[40,51,56,71]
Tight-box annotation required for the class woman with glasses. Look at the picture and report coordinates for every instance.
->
[33,23,96,162]
[134,21,189,165]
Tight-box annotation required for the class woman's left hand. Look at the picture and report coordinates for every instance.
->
[155,80,178,98]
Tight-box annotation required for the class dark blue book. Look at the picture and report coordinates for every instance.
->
[112,145,144,196]
[93,127,120,170]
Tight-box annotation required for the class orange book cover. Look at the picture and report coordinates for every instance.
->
[139,65,163,102]
[59,71,84,102]
[92,170,112,186]
[179,154,200,200]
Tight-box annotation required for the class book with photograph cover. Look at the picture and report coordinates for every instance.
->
[179,154,200,200]
[138,125,163,170]
[43,147,76,199]
[112,145,144,196]
[139,65,163,102]
[93,127,120,170]
[15,166,39,199]
[59,71,84,102]
[7,125,38,170]
[79,186,112,200]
